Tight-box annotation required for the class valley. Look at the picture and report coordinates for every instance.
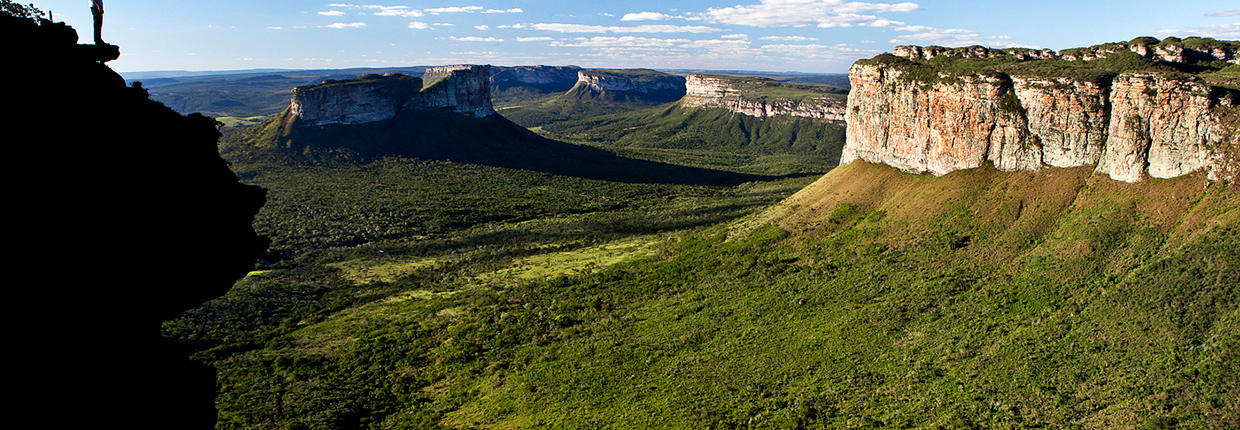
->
[116,31,1240,429]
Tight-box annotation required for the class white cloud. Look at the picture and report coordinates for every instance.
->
[483,8,524,14]
[600,13,615,17]
[331,4,423,17]
[475,25,490,30]
[529,23,723,33]
[552,36,690,50]
[1205,8,1240,17]
[700,0,919,28]
[267,26,282,30]
[326,22,367,29]
[761,43,879,59]
[760,35,818,41]
[408,22,432,30]
[435,23,454,26]
[622,12,675,21]
[427,6,484,14]
[318,10,345,17]
[517,37,555,42]
[451,36,505,42]
[377,9,424,18]
[887,27,1010,46]
[681,39,752,50]
[722,33,749,39]
[1152,22,1240,40]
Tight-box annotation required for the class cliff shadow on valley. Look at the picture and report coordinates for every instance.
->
[231,106,780,187]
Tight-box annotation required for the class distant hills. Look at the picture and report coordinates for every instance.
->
[126,65,847,124]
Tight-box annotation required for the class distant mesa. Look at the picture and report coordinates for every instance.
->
[682,74,846,121]
[570,69,687,103]
[843,37,1240,183]
[289,64,494,129]
[489,65,581,93]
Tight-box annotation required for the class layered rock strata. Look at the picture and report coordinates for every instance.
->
[415,65,495,117]
[841,61,1240,182]
[289,65,494,127]
[576,70,686,94]
[893,37,1240,65]
[682,74,846,121]
[490,65,581,92]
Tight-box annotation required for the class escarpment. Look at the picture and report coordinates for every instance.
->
[490,65,581,93]
[843,37,1240,182]
[570,69,687,103]
[288,65,494,128]
[682,74,846,121]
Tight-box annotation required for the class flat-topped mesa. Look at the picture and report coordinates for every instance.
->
[288,65,495,127]
[289,74,423,127]
[577,69,685,93]
[490,65,581,92]
[682,74,846,121]
[842,42,1240,182]
[415,65,495,117]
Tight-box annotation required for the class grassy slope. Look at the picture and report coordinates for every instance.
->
[173,160,1238,429]
[540,104,846,176]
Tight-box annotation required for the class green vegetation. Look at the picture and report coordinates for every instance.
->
[582,68,675,82]
[158,44,1237,429]
[1,0,44,19]
[697,74,848,103]
[862,37,1240,87]
[539,104,846,176]
[168,158,1240,429]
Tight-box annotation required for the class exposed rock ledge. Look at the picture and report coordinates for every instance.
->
[841,61,1240,182]
[289,65,494,127]
[682,74,846,121]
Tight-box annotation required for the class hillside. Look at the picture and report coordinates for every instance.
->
[164,34,1237,429]
[170,158,1238,429]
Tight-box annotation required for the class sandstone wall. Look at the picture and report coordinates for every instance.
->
[288,65,496,127]
[842,62,1240,182]
[682,74,845,121]
[490,66,580,92]
[414,65,495,117]
[576,70,685,93]
[289,75,421,127]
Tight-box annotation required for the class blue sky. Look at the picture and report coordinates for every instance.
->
[31,1,1240,73]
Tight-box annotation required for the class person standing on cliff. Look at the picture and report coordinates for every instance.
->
[90,0,104,44]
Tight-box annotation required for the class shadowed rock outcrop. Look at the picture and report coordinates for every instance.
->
[1,13,266,429]
[489,65,581,93]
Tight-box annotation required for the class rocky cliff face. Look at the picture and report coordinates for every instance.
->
[288,65,494,128]
[1096,73,1234,182]
[842,50,1240,182]
[415,65,495,117]
[490,66,580,92]
[289,74,422,127]
[682,74,846,121]
[576,70,686,94]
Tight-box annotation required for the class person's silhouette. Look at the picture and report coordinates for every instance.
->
[90,0,103,44]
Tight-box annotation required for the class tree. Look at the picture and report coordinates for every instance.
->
[1,0,46,20]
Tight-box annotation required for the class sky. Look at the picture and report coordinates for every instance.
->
[30,1,1240,74]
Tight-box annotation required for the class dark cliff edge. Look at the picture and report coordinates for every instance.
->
[0,13,266,428]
